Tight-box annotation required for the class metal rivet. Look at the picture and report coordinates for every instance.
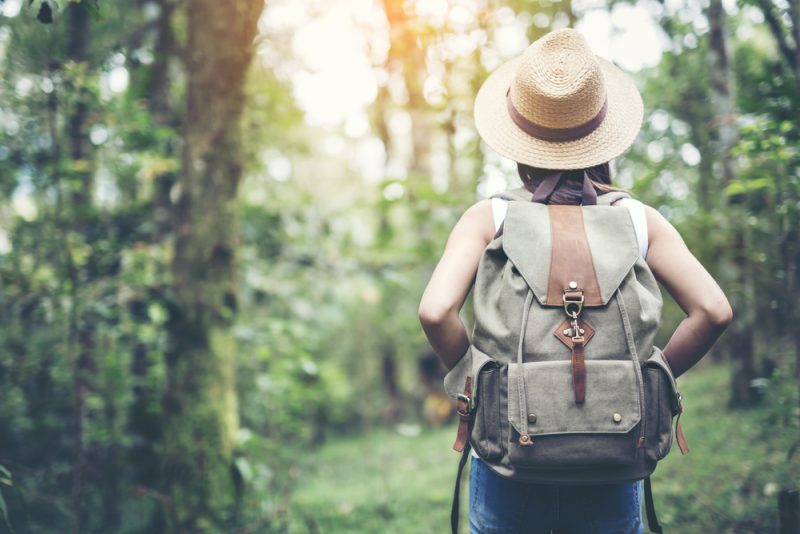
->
[568,281,578,289]
[612,413,622,423]
[563,329,571,336]
[519,434,531,444]
[527,413,537,424]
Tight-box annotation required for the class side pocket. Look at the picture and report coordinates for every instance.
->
[471,362,506,461]
[642,348,678,461]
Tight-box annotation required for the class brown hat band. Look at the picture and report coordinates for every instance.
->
[505,88,609,142]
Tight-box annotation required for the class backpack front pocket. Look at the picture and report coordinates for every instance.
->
[506,359,642,467]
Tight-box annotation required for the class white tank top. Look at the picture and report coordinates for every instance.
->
[471,196,649,460]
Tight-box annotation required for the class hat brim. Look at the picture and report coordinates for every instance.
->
[474,55,643,170]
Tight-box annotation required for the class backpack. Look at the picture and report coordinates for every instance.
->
[444,187,689,533]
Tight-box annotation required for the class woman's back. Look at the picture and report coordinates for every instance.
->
[418,28,731,534]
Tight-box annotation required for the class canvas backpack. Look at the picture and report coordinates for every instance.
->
[444,187,690,533]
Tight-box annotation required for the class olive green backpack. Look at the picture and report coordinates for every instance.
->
[444,187,689,533]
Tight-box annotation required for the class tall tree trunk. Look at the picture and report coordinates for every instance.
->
[378,0,428,415]
[161,0,263,531]
[708,0,755,405]
[62,4,96,532]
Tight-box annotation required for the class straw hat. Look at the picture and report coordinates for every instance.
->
[474,28,643,170]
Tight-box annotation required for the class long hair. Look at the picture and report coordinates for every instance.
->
[518,162,627,205]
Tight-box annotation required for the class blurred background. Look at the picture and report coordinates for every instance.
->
[0,0,798,532]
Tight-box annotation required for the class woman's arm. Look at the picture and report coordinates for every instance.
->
[645,206,733,377]
[419,200,495,370]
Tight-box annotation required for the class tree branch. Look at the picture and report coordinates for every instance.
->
[755,0,798,75]
[789,0,800,73]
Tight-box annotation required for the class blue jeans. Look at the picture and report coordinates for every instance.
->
[469,457,643,534]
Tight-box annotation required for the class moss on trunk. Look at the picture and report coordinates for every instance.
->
[161,0,263,531]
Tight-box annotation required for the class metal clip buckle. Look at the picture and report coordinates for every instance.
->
[570,317,585,343]
[562,293,584,318]
[456,393,474,416]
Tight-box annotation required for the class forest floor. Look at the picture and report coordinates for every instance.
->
[286,362,799,533]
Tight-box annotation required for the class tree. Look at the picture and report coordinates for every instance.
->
[160,0,265,530]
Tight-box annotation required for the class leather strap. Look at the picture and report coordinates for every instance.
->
[452,376,473,452]
[506,88,609,142]
[644,476,663,533]
[450,442,472,534]
[675,402,690,455]
[545,206,603,306]
[571,339,586,404]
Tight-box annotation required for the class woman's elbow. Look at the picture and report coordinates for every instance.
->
[418,300,451,327]
[704,298,733,329]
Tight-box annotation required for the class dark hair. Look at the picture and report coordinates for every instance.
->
[517,162,626,205]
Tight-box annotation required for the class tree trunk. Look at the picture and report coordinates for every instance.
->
[161,0,263,531]
[708,0,756,405]
[61,4,96,533]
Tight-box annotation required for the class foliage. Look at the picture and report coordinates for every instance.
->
[286,363,800,534]
[0,0,797,531]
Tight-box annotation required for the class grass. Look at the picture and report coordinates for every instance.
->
[286,362,799,533]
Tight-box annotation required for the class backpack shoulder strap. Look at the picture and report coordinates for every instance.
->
[493,188,631,205]
[491,186,533,202]
[596,190,632,206]
[644,476,664,533]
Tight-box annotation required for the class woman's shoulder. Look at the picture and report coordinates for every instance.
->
[638,203,683,249]
[456,199,496,245]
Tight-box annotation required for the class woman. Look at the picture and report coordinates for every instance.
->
[418,29,732,534]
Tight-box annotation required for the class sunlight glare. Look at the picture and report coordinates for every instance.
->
[577,4,666,71]
[90,125,109,146]
[291,6,378,125]
[12,184,37,222]
[492,15,529,58]
[423,74,447,106]
[2,0,21,17]
[344,112,370,138]
[414,0,449,24]
[0,231,11,255]
[647,141,665,163]
[355,136,387,183]
[650,110,670,132]
[388,111,412,137]
[108,67,130,93]
[322,135,346,156]
[680,143,701,166]
[266,154,292,182]
[448,4,475,30]
[15,77,33,98]
[383,182,404,201]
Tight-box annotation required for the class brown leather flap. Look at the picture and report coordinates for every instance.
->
[545,205,602,306]
[501,202,640,307]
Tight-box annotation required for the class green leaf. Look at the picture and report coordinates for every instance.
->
[723,181,746,198]
[82,0,100,20]
[0,489,12,533]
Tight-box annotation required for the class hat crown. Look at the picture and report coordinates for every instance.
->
[510,29,607,130]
